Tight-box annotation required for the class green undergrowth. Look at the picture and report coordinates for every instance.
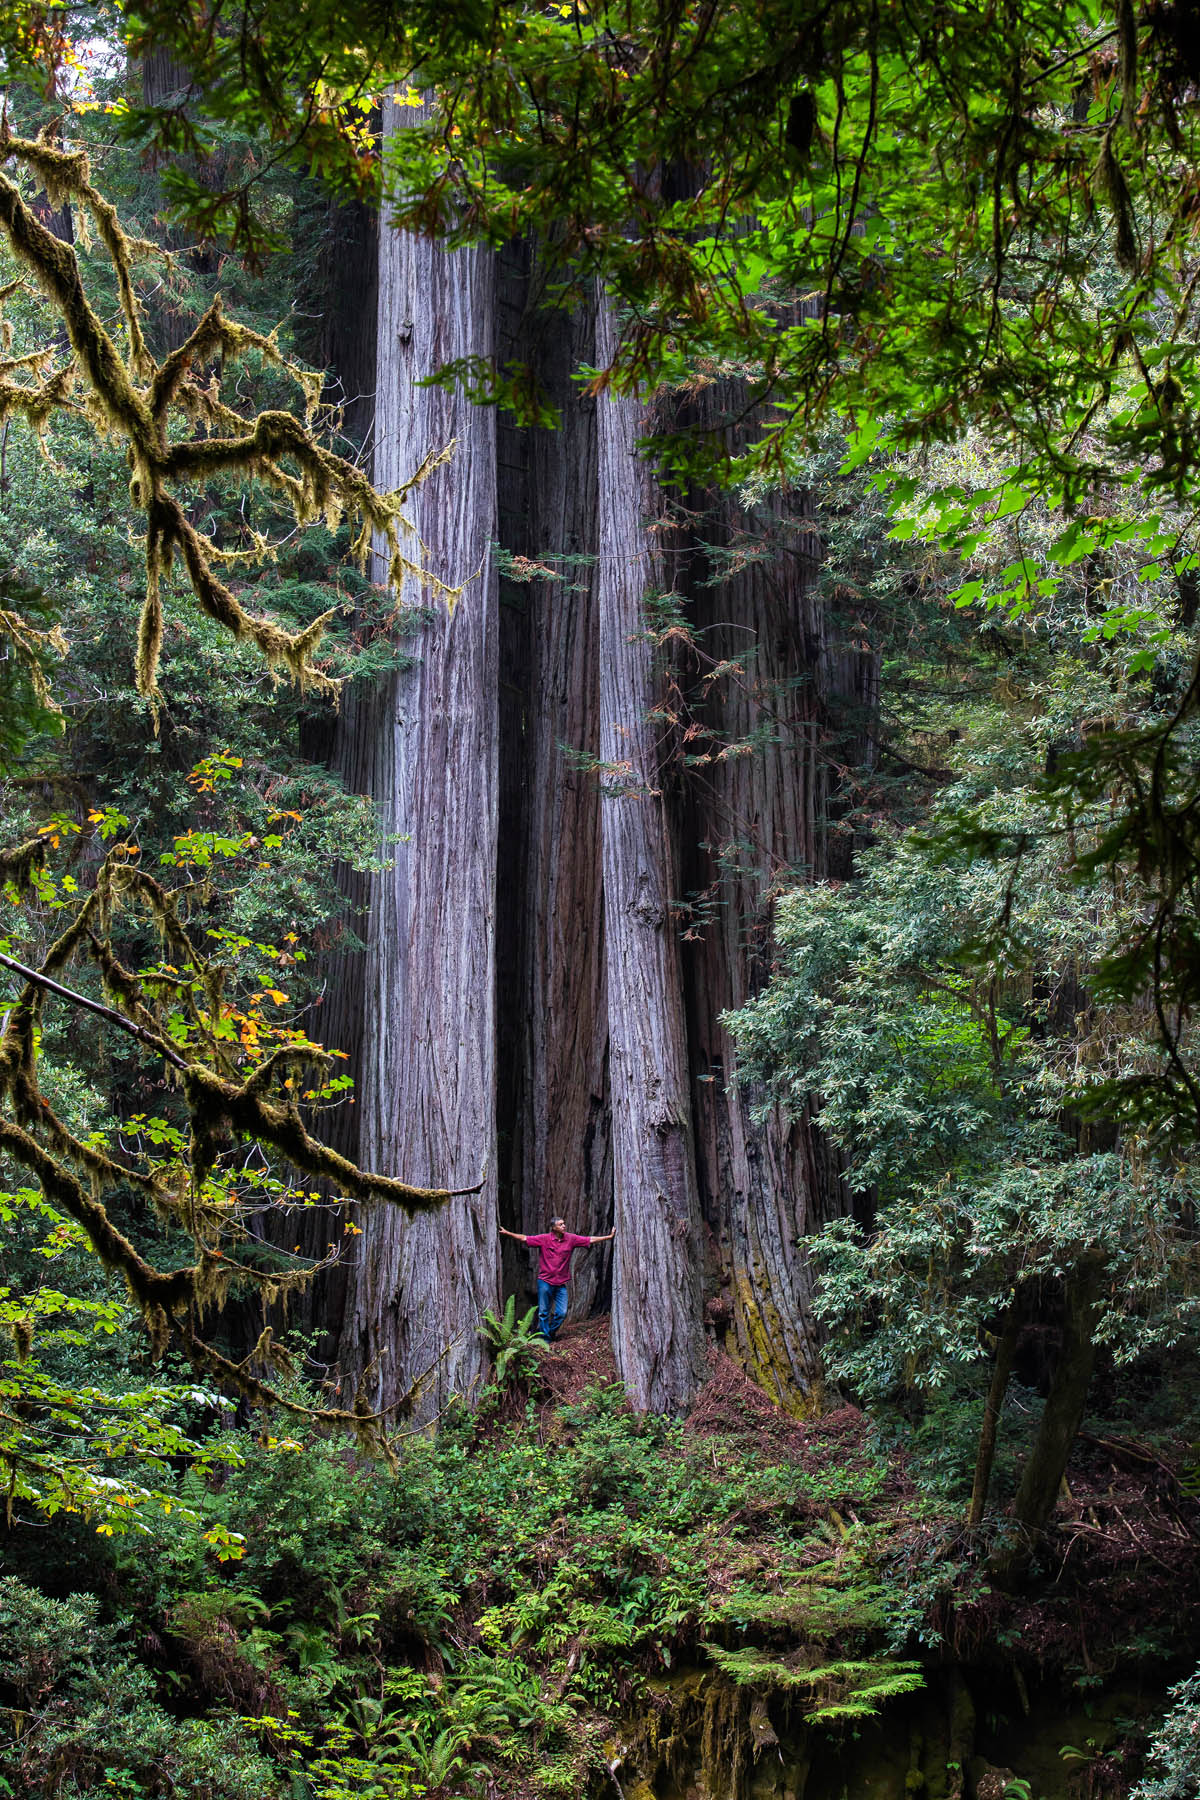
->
[0,1375,916,1799]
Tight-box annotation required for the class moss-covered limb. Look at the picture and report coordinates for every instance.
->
[0,365,76,438]
[83,931,177,1040]
[139,525,166,704]
[0,947,183,1068]
[240,1041,333,1096]
[0,836,46,885]
[149,294,310,425]
[0,605,68,711]
[174,1323,398,1461]
[180,1061,485,1209]
[36,882,104,977]
[0,1111,417,1453]
[5,851,478,1211]
[4,1062,165,1201]
[0,153,153,447]
[0,1115,195,1315]
[3,129,164,380]
[84,865,232,1066]
[99,863,207,976]
[148,294,234,422]
[0,130,457,706]
[388,437,457,506]
[157,493,340,698]
[162,407,387,531]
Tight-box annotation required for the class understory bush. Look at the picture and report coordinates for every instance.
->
[0,1378,901,1797]
[1131,1670,1200,1800]
[0,1578,281,1799]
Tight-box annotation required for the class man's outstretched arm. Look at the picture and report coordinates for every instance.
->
[592,1230,615,1243]
[499,1225,530,1244]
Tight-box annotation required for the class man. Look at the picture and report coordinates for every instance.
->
[499,1216,615,1342]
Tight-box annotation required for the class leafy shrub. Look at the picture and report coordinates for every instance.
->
[0,1577,280,1799]
[1131,1670,1200,1800]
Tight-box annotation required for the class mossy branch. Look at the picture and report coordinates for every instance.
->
[0,947,188,1068]
[0,129,459,707]
[0,842,482,1448]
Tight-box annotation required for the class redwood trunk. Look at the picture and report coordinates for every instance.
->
[335,92,500,1420]
[596,294,706,1413]
[678,483,874,1410]
[495,250,612,1320]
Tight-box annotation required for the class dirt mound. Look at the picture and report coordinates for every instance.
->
[686,1344,873,1470]
[536,1315,622,1408]
[537,1326,878,1476]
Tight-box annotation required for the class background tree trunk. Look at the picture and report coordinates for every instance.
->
[334,92,500,1421]
[303,192,378,447]
[495,248,613,1321]
[678,482,874,1410]
[596,293,707,1414]
[1006,1265,1103,1549]
[968,1303,1022,1527]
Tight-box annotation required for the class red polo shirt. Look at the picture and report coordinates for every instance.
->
[527,1231,592,1285]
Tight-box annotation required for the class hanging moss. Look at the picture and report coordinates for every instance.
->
[0,835,46,885]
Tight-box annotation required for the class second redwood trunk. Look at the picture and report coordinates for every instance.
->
[596,295,707,1413]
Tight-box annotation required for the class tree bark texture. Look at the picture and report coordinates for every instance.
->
[495,245,613,1321]
[312,211,885,1417]
[677,477,875,1410]
[304,193,379,447]
[596,292,707,1414]
[334,91,500,1421]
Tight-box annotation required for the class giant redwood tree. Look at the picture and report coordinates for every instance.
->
[332,93,501,1421]
[309,93,877,1412]
[594,294,708,1413]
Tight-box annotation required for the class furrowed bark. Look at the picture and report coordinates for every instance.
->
[335,91,500,1421]
[679,478,872,1411]
[495,242,612,1321]
[307,192,378,446]
[596,292,706,1414]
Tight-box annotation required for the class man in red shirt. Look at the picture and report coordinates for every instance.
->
[499,1216,615,1342]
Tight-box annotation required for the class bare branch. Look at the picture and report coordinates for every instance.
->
[0,947,188,1069]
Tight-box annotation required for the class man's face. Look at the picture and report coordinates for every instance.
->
[552,1219,565,1238]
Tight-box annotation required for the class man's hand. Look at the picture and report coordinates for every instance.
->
[594,1230,615,1242]
[499,1225,529,1244]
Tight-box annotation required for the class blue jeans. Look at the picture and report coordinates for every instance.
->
[537,1279,568,1341]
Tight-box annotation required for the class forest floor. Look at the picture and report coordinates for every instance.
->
[5,1321,1200,1800]
[540,1316,893,1487]
[521,1317,1200,1709]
